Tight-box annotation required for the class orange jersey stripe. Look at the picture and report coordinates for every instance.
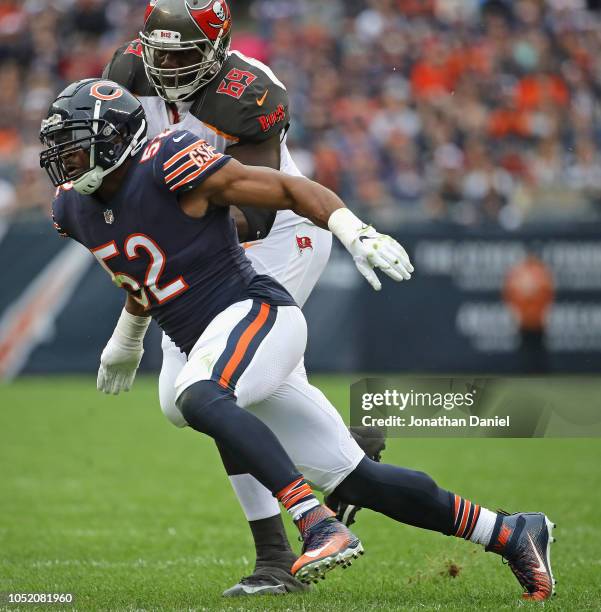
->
[243,240,262,250]
[163,139,206,171]
[202,120,239,143]
[169,155,224,192]
[165,158,196,183]
[218,303,271,390]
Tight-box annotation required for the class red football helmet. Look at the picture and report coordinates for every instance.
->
[140,0,232,102]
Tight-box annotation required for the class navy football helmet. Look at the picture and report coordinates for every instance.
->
[40,79,147,195]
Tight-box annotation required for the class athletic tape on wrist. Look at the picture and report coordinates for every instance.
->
[115,308,151,344]
[327,208,366,250]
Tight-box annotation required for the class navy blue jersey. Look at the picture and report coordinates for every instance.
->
[52,130,295,354]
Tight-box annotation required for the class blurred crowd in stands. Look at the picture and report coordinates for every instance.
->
[2,0,601,227]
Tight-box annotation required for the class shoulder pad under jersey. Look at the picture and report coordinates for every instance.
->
[149,130,231,194]
[103,40,155,97]
[190,51,290,144]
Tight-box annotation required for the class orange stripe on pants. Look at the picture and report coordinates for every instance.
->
[218,303,271,390]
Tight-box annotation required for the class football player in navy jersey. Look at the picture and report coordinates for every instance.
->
[100,0,386,596]
[40,79,556,602]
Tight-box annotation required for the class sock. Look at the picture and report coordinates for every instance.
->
[249,515,297,571]
[452,494,497,546]
[470,507,501,547]
[276,477,320,522]
[451,494,481,539]
[217,444,296,571]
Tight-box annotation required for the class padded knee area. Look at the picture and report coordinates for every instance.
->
[179,384,259,475]
[176,380,233,437]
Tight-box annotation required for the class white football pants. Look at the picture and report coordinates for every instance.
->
[159,222,363,518]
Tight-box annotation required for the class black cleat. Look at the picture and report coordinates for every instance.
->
[325,426,386,525]
[487,511,556,601]
[222,566,310,597]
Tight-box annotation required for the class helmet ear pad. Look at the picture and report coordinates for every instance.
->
[96,132,128,171]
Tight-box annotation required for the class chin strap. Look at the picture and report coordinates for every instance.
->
[73,118,148,195]
[73,167,104,195]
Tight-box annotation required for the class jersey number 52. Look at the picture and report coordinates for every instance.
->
[92,234,188,308]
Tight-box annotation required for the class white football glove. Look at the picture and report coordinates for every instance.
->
[328,208,414,291]
[97,309,151,395]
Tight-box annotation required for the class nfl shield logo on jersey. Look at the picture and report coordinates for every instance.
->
[104,209,115,225]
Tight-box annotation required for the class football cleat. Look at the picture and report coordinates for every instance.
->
[325,425,386,526]
[486,511,556,601]
[222,566,309,597]
[291,506,364,584]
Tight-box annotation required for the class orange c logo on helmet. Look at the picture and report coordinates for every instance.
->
[90,82,124,101]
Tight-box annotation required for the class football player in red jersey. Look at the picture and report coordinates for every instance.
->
[100,0,385,596]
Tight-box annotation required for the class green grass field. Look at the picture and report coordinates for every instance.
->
[1,376,600,611]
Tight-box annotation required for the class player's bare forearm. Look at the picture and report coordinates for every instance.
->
[284,175,345,229]
[194,159,345,229]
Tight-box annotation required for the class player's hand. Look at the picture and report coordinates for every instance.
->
[97,339,144,395]
[328,208,414,291]
[346,226,413,291]
[96,308,151,395]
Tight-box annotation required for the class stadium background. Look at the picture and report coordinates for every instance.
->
[1,1,600,610]
[1,0,601,375]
